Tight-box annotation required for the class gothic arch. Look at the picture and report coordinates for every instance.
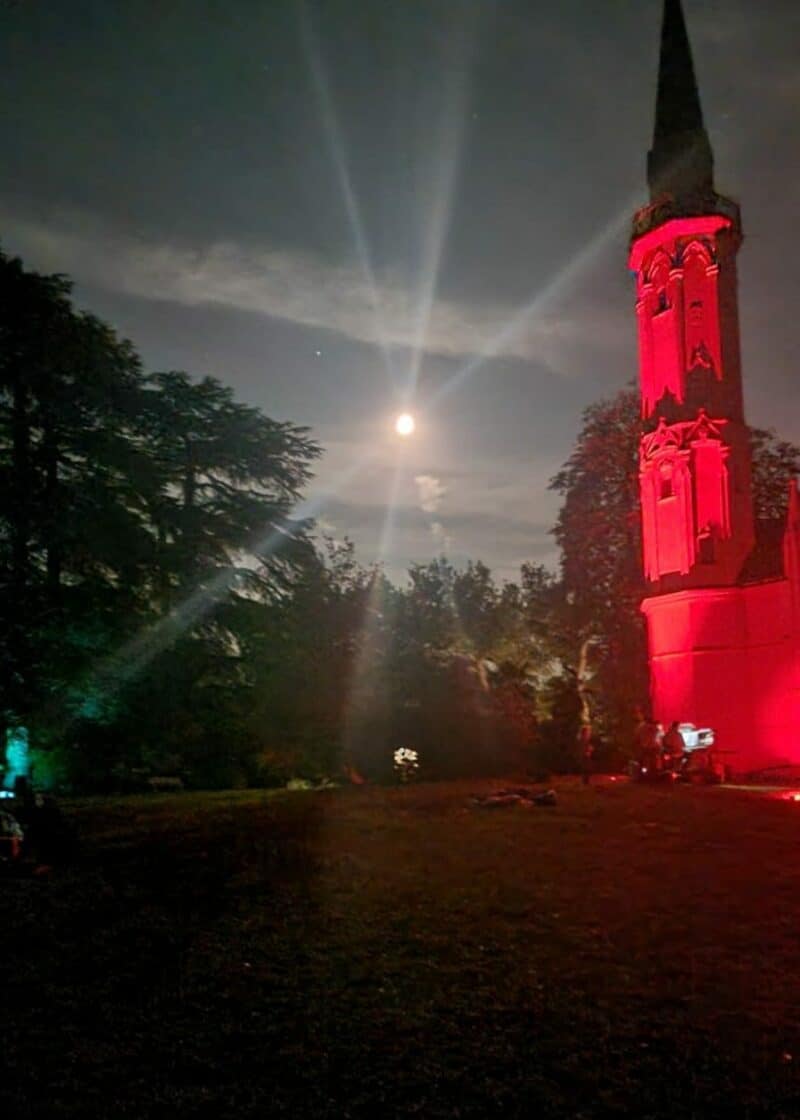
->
[682,240,721,376]
[646,250,673,290]
[680,239,714,268]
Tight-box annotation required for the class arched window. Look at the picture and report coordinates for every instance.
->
[683,242,716,373]
[648,252,672,314]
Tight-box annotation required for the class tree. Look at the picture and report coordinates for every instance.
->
[139,371,318,603]
[0,250,321,787]
[359,558,558,780]
[0,251,155,742]
[549,387,646,746]
[240,538,381,785]
[85,377,320,787]
[749,428,800,522]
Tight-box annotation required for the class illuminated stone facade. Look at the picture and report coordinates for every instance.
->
[632,1,800,772]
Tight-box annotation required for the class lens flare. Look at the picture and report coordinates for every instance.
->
[395,413,416,437]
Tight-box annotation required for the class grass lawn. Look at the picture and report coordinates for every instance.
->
[4,778,800,1118]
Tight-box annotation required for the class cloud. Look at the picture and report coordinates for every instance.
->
[414,474,447,514]
[414,473,451,551]
[1,208,601,368]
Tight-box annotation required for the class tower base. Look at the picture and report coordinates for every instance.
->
[642,581,800,774]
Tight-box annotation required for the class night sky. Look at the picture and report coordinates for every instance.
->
[2,0,799,581]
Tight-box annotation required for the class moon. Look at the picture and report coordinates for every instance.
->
[395,412,416,437]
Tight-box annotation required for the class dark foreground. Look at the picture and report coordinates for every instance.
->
[3,779,800,1118]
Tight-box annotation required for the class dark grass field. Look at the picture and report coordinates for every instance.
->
[4,779,800,1118]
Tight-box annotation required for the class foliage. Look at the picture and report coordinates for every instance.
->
[549,387,647,749]
[749,426,800,522]
[342,557,567,781]
[0,249,319,787]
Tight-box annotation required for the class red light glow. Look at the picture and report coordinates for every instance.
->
[631,207,800,775]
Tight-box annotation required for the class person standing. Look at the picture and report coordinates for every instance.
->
[636,718,662,774]
[662,721,686,771]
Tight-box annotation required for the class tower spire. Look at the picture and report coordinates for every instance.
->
[647,0,714,203]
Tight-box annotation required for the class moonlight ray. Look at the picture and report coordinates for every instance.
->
[80,449,379,706]
[403,13,477,402]
[298,1,397,387]
[343,455,404,759]
[428,203,634,407]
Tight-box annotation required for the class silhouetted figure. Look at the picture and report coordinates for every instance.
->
[637,719,662,773]
[13,775,35,814]
[663,721,686,770]
[12,780,74,866]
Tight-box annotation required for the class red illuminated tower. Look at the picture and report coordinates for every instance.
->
[630,0,800,770]
[631,0,753,589]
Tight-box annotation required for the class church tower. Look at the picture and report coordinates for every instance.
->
[631,1,799,772]
[630,0,754,590]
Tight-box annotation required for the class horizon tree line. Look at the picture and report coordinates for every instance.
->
[2,249,798,789]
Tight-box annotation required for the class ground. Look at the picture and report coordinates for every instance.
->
[3,778,800,1118]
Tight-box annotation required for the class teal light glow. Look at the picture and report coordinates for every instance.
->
[78,692,103,721]
[4,726,30,789]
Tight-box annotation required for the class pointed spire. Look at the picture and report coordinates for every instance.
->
[647,0,714,202]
